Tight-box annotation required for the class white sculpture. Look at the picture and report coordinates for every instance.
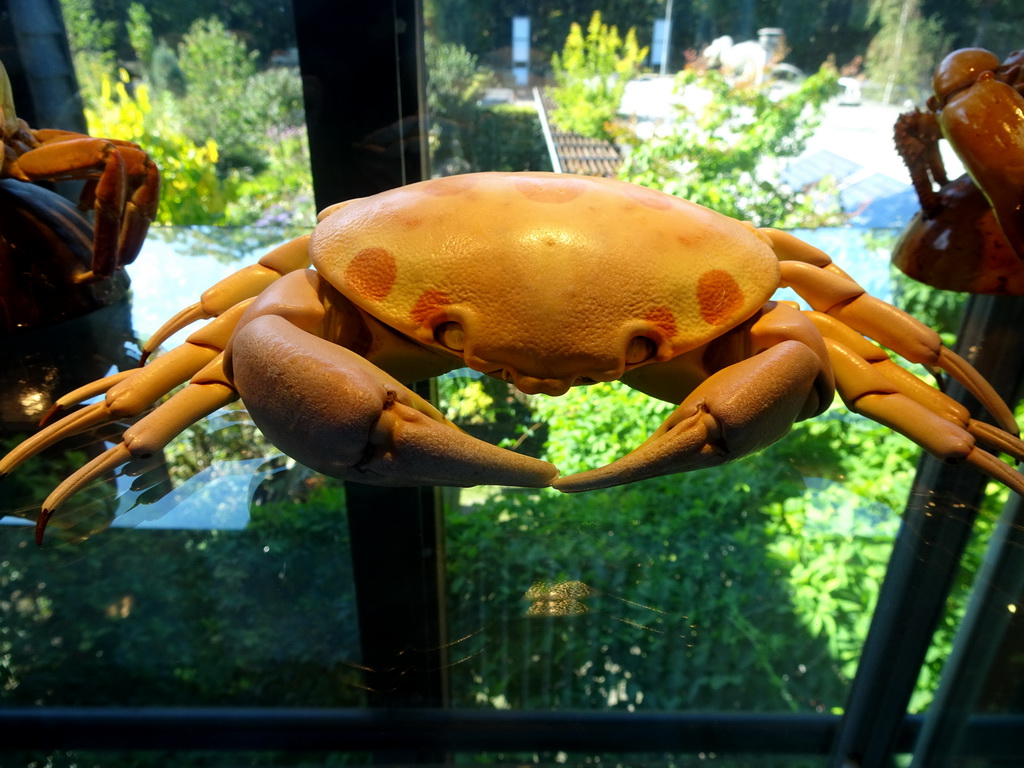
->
[704,36,769,85]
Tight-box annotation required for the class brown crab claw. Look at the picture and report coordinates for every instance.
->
[354,398,559,488]
[230,314,558,490]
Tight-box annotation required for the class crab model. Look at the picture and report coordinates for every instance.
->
[4,172,1024,543]
[1,61,159,283]
[892,47,1024,292]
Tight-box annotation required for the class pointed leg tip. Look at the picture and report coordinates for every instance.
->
[35,509,52,546]
[38,402,62,427]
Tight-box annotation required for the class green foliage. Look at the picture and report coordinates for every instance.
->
[549,11,648,141]
[472,105,551,172]
[426,40,495,173]
[58,0,117,109]
[0,435,117,542]
[150,38,187,96]
[864,0,950,104]
[439,378,506,424]
[531,383,672,474]
[442,368,994,715]
[425,0,664,73]
[222,122,316,228]
[425,41,548,174]
[890,266,967,338]
[126,2,154,69]
[60,0,116,54]
[84,71,229,225]
[444,386,884,712]
[763,411,916,684]
[619,63,842,228]
[1,471,362,713]
[62,3,315,227]
[171,17,312,220]
[175,17,262,171]
[427,41,494,120]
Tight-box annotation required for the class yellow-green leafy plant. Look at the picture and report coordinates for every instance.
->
[84,70,229,225]
[549,11,648,142]
[619,62,841,228]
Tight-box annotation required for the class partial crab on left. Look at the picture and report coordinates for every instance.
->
[3,172,1024,544]
[1,60,159,283]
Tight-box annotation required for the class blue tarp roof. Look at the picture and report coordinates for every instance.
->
[783,149,916,228]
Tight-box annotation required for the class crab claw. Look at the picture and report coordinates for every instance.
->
[230,315,558,489]
[553,340,826,492]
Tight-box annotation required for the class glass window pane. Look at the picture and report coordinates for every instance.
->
[2,0,1024,763]
[424,0,1024,728]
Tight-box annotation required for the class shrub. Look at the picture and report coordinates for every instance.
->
[619,62,842,228]
[549,11,648,142]
[84,70,229,225]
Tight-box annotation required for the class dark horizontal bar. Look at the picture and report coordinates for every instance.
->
[0,708,880,753]
[2,708,1020,757]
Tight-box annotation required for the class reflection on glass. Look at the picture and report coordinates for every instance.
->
[524,579,594,616]
[424,0,1022,735]
[1,228,363,712]
[0,2,1021,765]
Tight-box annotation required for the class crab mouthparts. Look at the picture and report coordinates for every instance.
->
[497,369,599,396]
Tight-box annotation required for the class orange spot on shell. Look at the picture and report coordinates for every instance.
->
[697,270,744,326]
[421,176,479,196]
[644,306,678,337]
[345,247,397,301]
[411,288,452,326]
[514,177,586,203]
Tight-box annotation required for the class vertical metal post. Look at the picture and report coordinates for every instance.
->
[291,0,448,763]
[910,491,1024,766]
[293,0,428,208]
[1,0,85,131]
[830,294,1024,767]
[659,0,673,76]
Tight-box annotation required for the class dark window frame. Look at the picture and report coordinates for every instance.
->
[2,0,1023,764]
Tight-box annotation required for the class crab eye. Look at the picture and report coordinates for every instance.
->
[435,321,465,352]
[625,336,657,365]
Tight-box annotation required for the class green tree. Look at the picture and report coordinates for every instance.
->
[618,62,841,228]
[548,11,648,142]
[60,2,314,226]
[57,0,117,108]
[126,2,154,71]
[175,17,263,171]
[864,0,950,104]
[423,38,549,173]
[425,0,662,69]
[84,69,230,225]
[426,40,495,173]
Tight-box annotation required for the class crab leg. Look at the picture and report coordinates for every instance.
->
[765,228,1020,435]
[232,315,558,488]
[555,303,832,492]
[0,300,251,480]
[554,339,826,492]
[822,336,1024,495]
[72,141,160,276]
[108,143,160,271]
[11,137,131,282]
[228,270,559,489]
[36,356,239,543]
[141,235,312,360]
